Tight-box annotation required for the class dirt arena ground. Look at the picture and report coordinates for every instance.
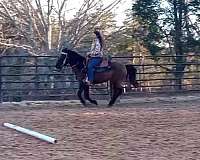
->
[0,95,200,160]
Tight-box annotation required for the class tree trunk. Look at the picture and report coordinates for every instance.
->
[173,0,185,90]
[48,17,52,50]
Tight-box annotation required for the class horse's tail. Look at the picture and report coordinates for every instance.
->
[125,64,139,88]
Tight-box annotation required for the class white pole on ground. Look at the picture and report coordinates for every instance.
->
[3,123,57,144]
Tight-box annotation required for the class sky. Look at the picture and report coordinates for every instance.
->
[112,0,133,26]
[63,0,132,26]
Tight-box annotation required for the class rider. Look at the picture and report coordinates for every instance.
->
[86,27,105,85]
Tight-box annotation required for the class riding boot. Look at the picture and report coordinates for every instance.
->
[85,77,93,85]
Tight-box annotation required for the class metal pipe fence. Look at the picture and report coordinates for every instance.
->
[0,54,199,102]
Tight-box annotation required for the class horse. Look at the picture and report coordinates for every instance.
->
[55,48,139,106]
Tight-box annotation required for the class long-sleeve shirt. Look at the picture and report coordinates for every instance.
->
[90,37,103,57]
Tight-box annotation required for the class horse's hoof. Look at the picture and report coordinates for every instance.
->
[92,100,98,105]
[81,101,86,106]
[108,103,113,107]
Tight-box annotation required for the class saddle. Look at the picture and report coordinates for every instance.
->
[94,56,111,73]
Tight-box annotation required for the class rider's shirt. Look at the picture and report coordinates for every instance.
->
[90,37,103,57]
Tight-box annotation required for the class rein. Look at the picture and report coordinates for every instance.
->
[71,63,79,69]
[70,62,86,80]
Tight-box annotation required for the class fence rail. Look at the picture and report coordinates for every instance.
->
[0,54,200,102]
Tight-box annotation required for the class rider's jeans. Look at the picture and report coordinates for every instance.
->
[87,57,102,82]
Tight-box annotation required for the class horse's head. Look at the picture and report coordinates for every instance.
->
[55,48,70,70]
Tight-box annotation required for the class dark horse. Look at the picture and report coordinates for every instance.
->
[55,48,138,106]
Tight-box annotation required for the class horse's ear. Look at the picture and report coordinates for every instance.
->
[62,48,68,53]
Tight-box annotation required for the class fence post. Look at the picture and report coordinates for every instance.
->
[0,56,2,102]
[35,56,39,97]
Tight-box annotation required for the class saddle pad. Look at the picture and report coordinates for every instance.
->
[94,66,111,73]
[99,58,109,67]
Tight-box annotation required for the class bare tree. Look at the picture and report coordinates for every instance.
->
[0,0,122,54]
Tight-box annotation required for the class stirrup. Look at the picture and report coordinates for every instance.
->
[85,80,93,85]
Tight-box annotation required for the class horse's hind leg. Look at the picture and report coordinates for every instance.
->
[108,86,123,106]
[84,84,98,105]
[78,81,86,106]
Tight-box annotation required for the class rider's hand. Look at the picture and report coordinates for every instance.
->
[86,52,92,57]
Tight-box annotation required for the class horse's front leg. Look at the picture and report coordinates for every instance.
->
[77,81,86,106]
[108,85,123,106]
[84,83,98,105]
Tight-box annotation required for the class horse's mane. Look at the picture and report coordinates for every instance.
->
[65,49,86,69]
[68,50,85,59]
